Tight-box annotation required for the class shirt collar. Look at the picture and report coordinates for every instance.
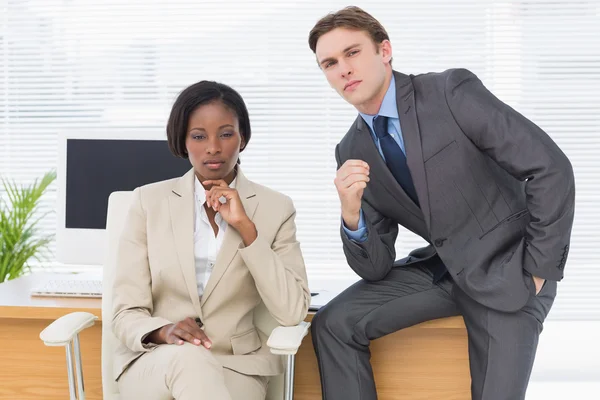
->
[359,74,399,131]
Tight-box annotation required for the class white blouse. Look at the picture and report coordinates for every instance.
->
[193,176,236,296]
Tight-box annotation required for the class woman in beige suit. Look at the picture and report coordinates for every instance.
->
[112,81,311,400]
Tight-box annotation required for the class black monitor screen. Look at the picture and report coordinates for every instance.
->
[65,139,191,229]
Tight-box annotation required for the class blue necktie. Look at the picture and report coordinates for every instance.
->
[373,116,448,282]
[373,115,420,206]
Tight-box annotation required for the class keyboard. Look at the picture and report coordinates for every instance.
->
[31,279,103,298]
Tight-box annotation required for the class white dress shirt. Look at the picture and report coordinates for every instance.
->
[193,176,237,296]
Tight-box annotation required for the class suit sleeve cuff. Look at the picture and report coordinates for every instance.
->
[133,317,173,352]
[342,209,368,243]
[522,245,564,282]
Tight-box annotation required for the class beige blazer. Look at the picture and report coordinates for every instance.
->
[111,167,311,381]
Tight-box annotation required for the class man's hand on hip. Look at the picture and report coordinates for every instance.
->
[532,275,546,295]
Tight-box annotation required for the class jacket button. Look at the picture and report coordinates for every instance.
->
[434,238,446,247]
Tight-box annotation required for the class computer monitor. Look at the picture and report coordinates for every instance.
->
[56,129,191,265]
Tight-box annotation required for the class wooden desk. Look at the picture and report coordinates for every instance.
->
[296,314,471,400]
[0,273,102,400]
[0,274,470,400]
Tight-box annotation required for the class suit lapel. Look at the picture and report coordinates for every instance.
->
[200,167,259,307]
[169,168,203,317]
[394,71,432,230]
[354,115,423,222]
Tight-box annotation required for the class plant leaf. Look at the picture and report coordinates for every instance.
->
[0,171,57,283]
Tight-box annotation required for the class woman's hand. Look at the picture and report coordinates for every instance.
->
[203,180,248,227]
[204,179,257,246]
[146,317,212,348]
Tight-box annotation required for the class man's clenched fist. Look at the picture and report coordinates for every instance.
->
[334,160,370,230]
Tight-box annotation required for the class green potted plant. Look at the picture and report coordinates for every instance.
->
[0,171,57,283]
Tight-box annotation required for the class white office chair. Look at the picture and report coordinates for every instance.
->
[40,191,310,400]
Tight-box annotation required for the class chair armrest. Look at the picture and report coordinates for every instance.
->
[40,312,99,346]
[266,321,311,355]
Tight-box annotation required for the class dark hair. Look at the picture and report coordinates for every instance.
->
[308,6,391,63]
[166,81,251,160]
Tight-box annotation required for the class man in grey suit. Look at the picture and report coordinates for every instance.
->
[308,6,575,400]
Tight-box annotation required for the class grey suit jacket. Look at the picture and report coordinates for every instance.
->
[336,69,575,312]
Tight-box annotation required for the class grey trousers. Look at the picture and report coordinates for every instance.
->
[311,258,556,400]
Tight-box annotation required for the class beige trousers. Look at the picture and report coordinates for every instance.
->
[117,342,268,400]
